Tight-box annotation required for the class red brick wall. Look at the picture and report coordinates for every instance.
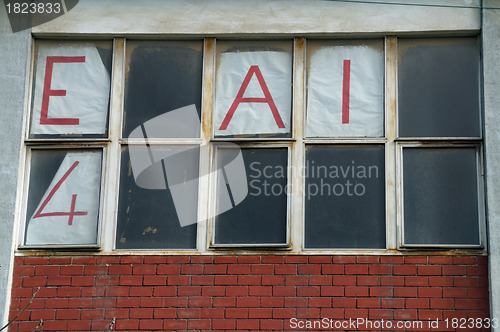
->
[8,255,489,331]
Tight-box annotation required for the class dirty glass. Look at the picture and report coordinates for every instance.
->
[214,148,288,245]
[25,149,102,246]
[304,145,385,249]
[29,40,112,139]
[398,37,481,138]
[123,40,203,139]
[214,40,293,139]
[403,147,480,246]
[116,145,198,249]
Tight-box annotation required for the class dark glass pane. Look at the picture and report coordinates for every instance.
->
[123,41,203,138]
[116,146,198,249]
[403,147,480,246]
[398,37,480,138]
[214,148,288,245]
[305,145,385,249]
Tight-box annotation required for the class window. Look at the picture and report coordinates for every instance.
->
[19,36,485,251]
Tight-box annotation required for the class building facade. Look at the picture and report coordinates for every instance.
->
[1,0,500,330]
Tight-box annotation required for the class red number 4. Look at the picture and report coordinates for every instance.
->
[33,161,88,225]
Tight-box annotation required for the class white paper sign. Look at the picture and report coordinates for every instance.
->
[31,44,110,135]
[25,151,102,246]
[215,51,292,136]
[306,45,384,137]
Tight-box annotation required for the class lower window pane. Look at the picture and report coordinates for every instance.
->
[403,147,480,246]
[116,145,198,249]
[214,147,288,245]
[305,145,385,249]
[24,149,102,247]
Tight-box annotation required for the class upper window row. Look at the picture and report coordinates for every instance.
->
[28,38,481,140]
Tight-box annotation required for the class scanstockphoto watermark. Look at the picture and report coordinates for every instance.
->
[249,160,379,199]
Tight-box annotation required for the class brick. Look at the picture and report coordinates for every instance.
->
[442,265,466,276]
[180,264,203,274]
[57,286,81,297]
[381,298,405,308]
[116,297,140,308]
[140,297,164,308]
[120,256,143,264]
[394,265,417,275]
[249,286,272,296]
[406,298,429,309]
[157,264,181,275]
[298,264,321,275]
[226,286,248,296]
[129,286,152,297]
[332,298,356,308]
[309,297,332,308]
[213,297,236,307]
[105,286,129,297]
[261,319,283,330]
[331,275,355,286]
[164,297,188,307]
[418,309,443,320]
[34,265,59,276]
[455,299,482,310]
[369,286,392,297]
[356,256,379,263]
[429,276,453,287]
[284,255,308,263]
[453,256,477,264]
[189,296,212,307]
[369,308,393,320]
[201,286,225,296]
[162,319,186,330]
[418,265,442,276]
[405,276,428,286]
[201,308,224,318]
[273,308,295,318]
[96,256,120,264]
[214,275,237,285]
[105,308,129,319]
[227,264,251,274]
[139,319,163,330]
[321,286,344,297]
[404,256,428,264]
[259,297,284,307]
[176,286,201,296]
[177,308,201,318]
[237,256,261,263]
[275,265,297,275]
[11,287,33,298]
[203,264,227,274]
[443,287,467,298]
[226,308,248,318]
[345,286,368,297]
[261,256,284,263]
[467,265,487,276]
[119,275,142,286]
[31,309,56,320]
[192,275,214,285]
[310,275,333,285]
[72,256,96,264]
[188,319,211,330]
[429,256,453,264]
[357,298,380,308]
[56,308,80,319]
[166,275,189,285]
[322,264,344,274]
[418,287,443,298]
[212,318,236,329]
[37,287,57,298]
[345,264,369,274]
[239,275,261,285]
[81,286,105,297]
[394,309,418,320]
[144,256,167,264]
[262,275,284,285]
[273,286,296,297]
[285,297,308,308]
[68,298,92,308]
[468,287,489,298]
[454,276,477,287]
[153,286,176,296]
[369,265,392,275]
[84,265,108,275]
[45,298,69,308]
[81,308,105,320]
[430,298,455,309]
[92,297,116,308]
[95,275,119,286]
[332,256,355,264]
[357,276,380,286]
[344,308,368,318]
[71,276,95,286]
[60,265,84,275]
[380,256,404,264]
[249,308,273,318]
[251,264,274,274]
[213,256,237,264]
[297,308,320,319]
[133,264,156,275]
[43,320,68,331]
[298,286,320,297]
[24,256,49,265]
[236,297,260,307]
[394,286,418,297]
[23,276,47,287]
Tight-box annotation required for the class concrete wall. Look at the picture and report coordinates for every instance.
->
[482,0,500,328]
[0,4,30,326]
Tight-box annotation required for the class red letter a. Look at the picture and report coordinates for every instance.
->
[219,65,285,130]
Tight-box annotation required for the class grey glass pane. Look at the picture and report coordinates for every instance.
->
[123,41,203,138]
[214,148,288,245]
[403,148,480,246]
[305,145,385,249]
[116,146,198,249]
[398,38,480,138]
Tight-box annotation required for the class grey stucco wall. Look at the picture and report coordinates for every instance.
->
[0,4,30,326]
[483,0,500,328]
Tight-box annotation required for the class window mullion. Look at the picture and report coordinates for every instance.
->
[101,37,125,252]
[385,36,398,250]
